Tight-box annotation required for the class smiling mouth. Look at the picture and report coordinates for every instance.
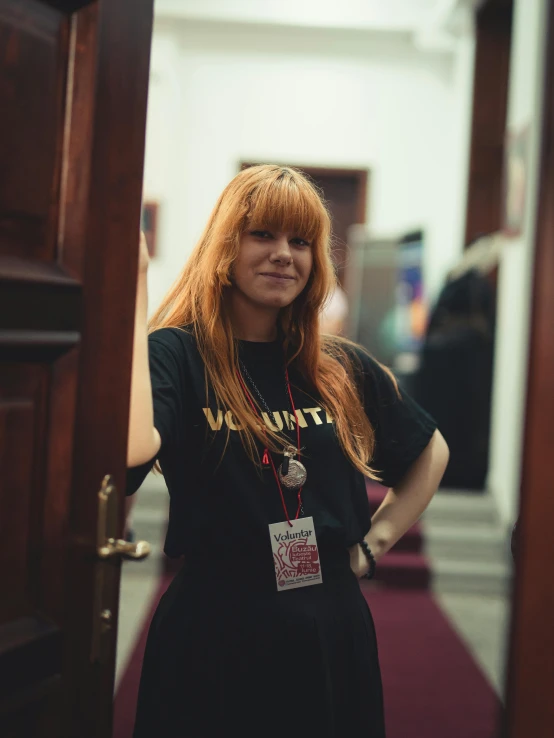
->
[259,273,295,280]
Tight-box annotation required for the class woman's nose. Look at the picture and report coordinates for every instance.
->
[271,236,292,263]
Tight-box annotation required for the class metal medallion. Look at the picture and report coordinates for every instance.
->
[278,458,307,490]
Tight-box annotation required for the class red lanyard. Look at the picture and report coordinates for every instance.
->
[236,367,303,526]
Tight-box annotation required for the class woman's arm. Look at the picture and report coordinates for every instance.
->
[350,429,449,576]
[127,233,162,467]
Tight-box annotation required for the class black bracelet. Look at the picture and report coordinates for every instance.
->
[359,539,376,580]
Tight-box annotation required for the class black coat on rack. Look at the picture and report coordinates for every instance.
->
[411,268,495,491]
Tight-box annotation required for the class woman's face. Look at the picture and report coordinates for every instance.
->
[231,228,313,310]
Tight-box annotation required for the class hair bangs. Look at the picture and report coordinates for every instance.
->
[245,169,326,245]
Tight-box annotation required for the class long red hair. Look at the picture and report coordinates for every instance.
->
[149,164,384,479]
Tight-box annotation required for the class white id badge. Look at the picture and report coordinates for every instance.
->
[269,516,323,592]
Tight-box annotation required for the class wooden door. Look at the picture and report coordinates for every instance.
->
[0,1,153,736]
[504,0,554,735]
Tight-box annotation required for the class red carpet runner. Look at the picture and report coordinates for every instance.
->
[114,573,501,738]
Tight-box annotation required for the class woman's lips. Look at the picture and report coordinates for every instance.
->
[259,272,294,280]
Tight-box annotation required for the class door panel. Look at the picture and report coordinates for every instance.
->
[0,0,70,259]
[1,364,48,617]
[0,0,154,735]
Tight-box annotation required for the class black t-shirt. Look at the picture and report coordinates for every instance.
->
[126,327,437,561]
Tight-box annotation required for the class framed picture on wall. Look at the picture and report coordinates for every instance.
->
[141,201,159,258]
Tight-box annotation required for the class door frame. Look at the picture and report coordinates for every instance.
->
[464,0,513,246]
[504,1,554,735]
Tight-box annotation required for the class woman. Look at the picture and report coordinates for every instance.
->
[127,165,449,738]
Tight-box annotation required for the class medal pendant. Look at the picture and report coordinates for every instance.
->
[278,446,307,490]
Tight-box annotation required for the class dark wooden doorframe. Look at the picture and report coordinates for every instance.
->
[464,0,514,246]
[504,1,554,735]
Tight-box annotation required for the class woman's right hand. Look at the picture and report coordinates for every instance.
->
[139,230,150,274]
[348,542,371,579]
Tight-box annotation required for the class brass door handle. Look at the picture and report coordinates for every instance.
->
[96,475,152,561]
[92,476,153,664]
[98,537,151,560]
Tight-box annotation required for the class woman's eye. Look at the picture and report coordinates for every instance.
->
[251,230,272,239]
[291,237,310,247]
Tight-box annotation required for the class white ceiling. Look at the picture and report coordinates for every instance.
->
[154,0,472,36]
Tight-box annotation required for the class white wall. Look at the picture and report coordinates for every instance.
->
[142,34,187,314]
[487,0,549,527]
[154,0,439,32]
[143,19,475,315]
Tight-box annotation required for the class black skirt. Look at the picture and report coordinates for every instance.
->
[132,545,386,738]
